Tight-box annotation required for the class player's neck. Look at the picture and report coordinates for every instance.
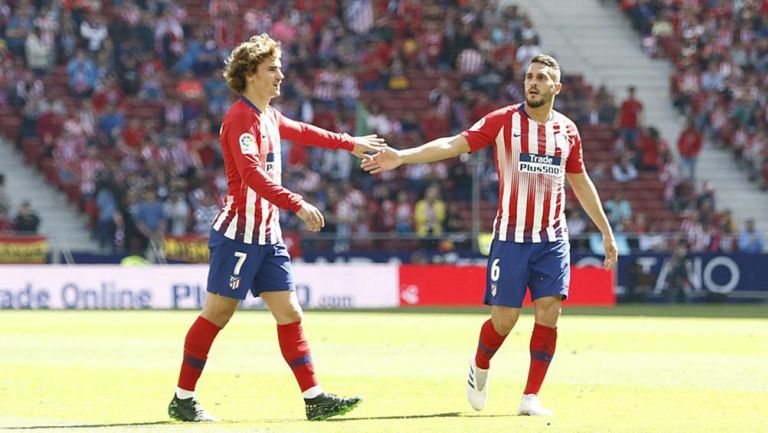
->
[523,102,554,123]
[241,89,271,112]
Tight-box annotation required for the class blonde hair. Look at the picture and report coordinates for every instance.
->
[530,54,561,82]
[223,33,281,94]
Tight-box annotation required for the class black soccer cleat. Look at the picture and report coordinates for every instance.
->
[305,393,362,421]
[168,395,219,422]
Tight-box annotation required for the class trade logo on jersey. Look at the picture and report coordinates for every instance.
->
[265,152,275,172]
[239,133,257,155]
[518,152,562,175]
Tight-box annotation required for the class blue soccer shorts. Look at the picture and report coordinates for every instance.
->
[483,239,570,308]
[206,229,295,300]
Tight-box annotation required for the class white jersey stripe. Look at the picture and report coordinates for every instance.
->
[515,117,536,242]
[224,214,238,239]
[258,198,269,245]
[496,126,510,241]
[545,122,557,241]
[272,210,282,244]
[514,173,528,242]
[212,195,233,230]
[243,187,257,244]
[530,122,543,242]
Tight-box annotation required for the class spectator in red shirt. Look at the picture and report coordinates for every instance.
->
[616,85,643,148]
[677,117,703,182]
[637,126,665,171]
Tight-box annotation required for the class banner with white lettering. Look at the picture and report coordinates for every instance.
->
[573,253,768,301]
[0,264,399,309]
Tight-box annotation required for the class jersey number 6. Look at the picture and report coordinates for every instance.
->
[490,258,501,282]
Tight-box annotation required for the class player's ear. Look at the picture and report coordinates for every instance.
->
[554,82,562,95]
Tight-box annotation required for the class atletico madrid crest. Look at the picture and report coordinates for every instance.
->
[229,275,241,290]
[491,283,497,297]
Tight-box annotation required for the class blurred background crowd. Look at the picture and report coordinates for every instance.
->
[0,0,764,259]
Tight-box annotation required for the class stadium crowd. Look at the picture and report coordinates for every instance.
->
[620,0,768,190]
[0,0,762,256]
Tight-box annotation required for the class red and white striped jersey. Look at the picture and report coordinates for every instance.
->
[461,103,585,243]
[212,96,355,245]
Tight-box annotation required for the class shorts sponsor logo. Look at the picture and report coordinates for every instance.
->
[518,152,562,175]
[239,133,257,154]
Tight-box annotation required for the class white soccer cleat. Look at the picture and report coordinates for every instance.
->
[517,393,553,416]
[466,358,489,411]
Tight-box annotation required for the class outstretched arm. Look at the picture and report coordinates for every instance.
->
[361,134,471,174]
[566,171,618,269]
[277,112,386,157]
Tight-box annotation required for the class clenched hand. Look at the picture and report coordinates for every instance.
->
[296,201,325,232]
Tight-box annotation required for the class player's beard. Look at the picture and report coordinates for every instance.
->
[525,90,550,108]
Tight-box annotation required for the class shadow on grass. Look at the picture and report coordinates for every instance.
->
[4,421,172,430]
[258,411,514,423]
[326,412,515,422]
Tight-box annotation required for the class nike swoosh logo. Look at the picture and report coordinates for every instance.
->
[513,133,521,137]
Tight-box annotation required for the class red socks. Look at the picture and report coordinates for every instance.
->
[524,323,557,395]
[277,321,318,392]
[474,319,508,369]
[177,316,221,391]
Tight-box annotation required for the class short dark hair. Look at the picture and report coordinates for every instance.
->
[529,54,561,82]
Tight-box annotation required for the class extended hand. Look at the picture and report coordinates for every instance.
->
[361,147,403,174]
[603,235,618,270]
[296,201,325,232]
[351,134,387,158]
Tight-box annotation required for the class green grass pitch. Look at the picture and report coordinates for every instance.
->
[1,306,766,433]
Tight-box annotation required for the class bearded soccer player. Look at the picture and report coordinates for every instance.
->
[363,54,618,416]
[168,34,385,422]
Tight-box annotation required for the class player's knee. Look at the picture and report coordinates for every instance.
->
[206,310,234,328]
[534,303,561,327]
[270,302,303,324]
[282,307,303,324]
[491,315,517,335]
[202,304,237,328]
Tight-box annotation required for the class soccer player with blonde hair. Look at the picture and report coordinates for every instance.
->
[168,34,385,422]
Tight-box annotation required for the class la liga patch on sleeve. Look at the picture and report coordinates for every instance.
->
[239,133,257,154]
